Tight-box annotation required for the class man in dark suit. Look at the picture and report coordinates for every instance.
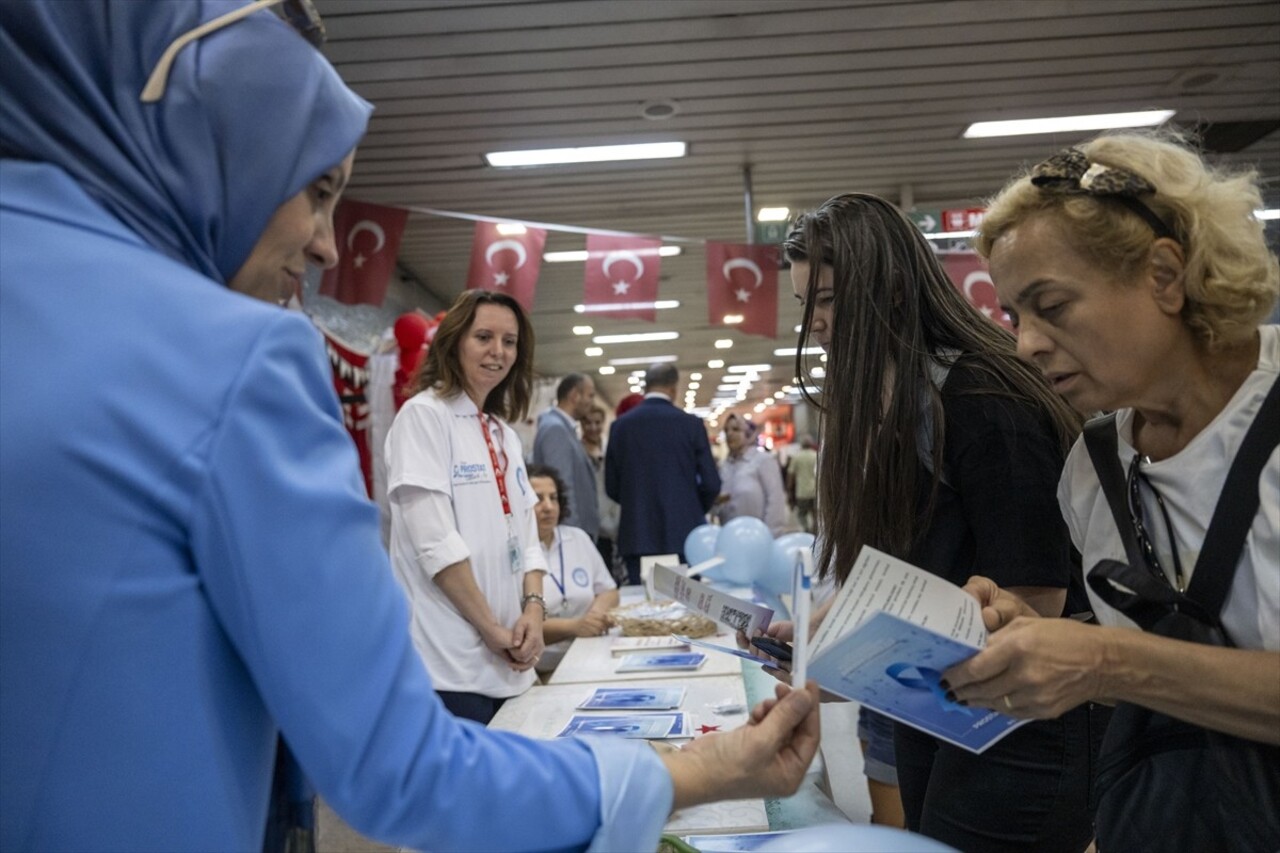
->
[605,363,720,584]
[531,373,599,540]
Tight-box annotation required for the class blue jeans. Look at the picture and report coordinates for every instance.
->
[436,691,507,725]
[894,702,1109,853]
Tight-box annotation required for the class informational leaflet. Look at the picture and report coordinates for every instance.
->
[807,546,1029,754]
[557,713,688,739]
[651,563,774,636]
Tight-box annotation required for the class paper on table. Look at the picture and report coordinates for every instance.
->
[578,686,686,710]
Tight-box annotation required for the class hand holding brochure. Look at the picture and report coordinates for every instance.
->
[650,563,773,636]
[808,546,1029,753]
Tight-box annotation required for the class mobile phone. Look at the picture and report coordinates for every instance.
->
[749,636,794,663]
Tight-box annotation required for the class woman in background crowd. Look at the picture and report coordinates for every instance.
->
[948,132,1279,851]
[528,463,619,675]
[713,413,789,535]
[580,403,623,582]
[386,289,545,725]
[775,193,1101,852]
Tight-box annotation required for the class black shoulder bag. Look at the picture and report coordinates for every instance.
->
[1082,377,1280,853]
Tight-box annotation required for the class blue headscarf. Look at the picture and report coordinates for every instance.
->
[0,0,372,284]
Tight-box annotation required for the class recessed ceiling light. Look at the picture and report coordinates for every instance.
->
[592,331,679,344]
[546,246,682,263]
[757,207,790,222]
[722,314,744,325]
[572,325,593,336]
[485,141,687,168]
[608,354,678,366]
[584,346,603,357]
[574,300,680,314]
[708,359,725,369]
[688,382,700,389]
[774,347,824,356]
[690,372,702,380]
[810,366,826,378]
[640,99,681,120]
[714,339,733,349]
[962,109,1175,138]
[598,365,616,375]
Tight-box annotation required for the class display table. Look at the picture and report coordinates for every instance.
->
[488,675,770,835]
[547,631,747,685]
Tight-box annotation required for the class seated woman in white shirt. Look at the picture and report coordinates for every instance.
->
[713,413,788,535]
[528,463,620,674]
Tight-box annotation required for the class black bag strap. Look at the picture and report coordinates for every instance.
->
[1083,373,1280,635]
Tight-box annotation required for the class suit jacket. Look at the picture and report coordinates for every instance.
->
[531,406,599,539]
[605,396,720,558]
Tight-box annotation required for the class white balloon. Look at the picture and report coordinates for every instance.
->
[346,220,386,254]
[485,239,528,269]
[722,256,763,288]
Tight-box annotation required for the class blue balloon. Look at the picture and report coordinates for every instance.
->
[683,523,720,567]
[761,531,816,594]
[713,516,773,584]
[757,824,957,852]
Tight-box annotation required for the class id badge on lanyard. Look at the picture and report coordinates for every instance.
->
[479,413,523,574]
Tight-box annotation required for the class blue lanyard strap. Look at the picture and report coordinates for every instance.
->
[548,531,566,596]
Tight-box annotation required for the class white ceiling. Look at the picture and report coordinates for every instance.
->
[315,0,1280,414]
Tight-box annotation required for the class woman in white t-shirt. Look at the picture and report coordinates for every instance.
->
[947,132,1279,849]
[385,289,547,724]
[527,463,619,675]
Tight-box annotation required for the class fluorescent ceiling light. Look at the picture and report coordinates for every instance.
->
[485,141,687,168]
[495,223,527,236]
[690,372,702,380]
[572,325,593,336]
[714,339,734,349]
[963,109,1174,139]
[584,346,603,357]
[923,230,977,241]
[592,331,679,344]
[707,359,725,369]
[574,300,680,314]
[597,365,616,375]
[722,314,744,325]
[1257,208,1280,221]
[727,364,772,373]
[810,366,826,378]
[608,354,678,366]
[688,382,700,389]
[774,347,824,356]
[757,207,791,222]
[546,246,682,263]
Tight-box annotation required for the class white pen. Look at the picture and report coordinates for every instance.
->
[791,548,813,689]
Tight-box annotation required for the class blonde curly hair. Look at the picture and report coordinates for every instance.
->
[975,130,1278,348]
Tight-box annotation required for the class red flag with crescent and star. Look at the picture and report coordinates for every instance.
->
[939,251,1013,331]
[582,233,663,322]
[705,242,780,338]
[465,221,548,312]
[318,199,409,306]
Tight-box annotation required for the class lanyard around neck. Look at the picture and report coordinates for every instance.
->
[547,531,566,596]
[477,412,511,516]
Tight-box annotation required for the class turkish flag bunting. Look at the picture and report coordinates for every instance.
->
[582,234,663,322]
[705,242,780,338]
[319,199,409,306]
[465,221,548,312]
[939,251,1012,331]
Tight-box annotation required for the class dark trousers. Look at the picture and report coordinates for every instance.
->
[623,554,642,586]
[894,702,1109,853]
[436,691,507,725]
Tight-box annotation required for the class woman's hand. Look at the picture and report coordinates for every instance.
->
[662,681,820,808]
[507,608,545,671]
[573,609,610,638]
[943,616,1107,719]
[480,623,516,659]
[962,575,1041,633]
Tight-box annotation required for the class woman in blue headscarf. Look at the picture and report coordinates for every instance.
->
[0,3,820,850]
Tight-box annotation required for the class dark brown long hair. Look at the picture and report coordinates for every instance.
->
[783,193,1080,585]
[411,289,535,422]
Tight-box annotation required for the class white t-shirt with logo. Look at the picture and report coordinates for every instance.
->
[386,388,546,696]
[537,525,617,672]
[1059,325,1279,651]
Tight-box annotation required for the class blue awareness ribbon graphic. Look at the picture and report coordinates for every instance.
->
[885,662,973,717]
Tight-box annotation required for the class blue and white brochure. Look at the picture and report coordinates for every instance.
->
[614,652,706,673]
[577,686,686,710]
[557,712,687,739]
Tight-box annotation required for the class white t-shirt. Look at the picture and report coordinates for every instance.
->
[386,388,546,696]
[1058,325,1279,651]
[538,525,617,672]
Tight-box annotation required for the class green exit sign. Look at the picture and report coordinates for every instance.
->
[909,209,941,233]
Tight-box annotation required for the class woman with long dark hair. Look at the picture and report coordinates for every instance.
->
[783,193,1101,852]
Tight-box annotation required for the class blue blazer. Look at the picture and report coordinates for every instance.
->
[605,396,720,558]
